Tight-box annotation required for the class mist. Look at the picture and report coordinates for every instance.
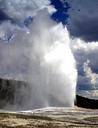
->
[0,6,77,110]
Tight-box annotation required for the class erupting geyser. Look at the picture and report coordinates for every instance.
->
[0,8,77,110]
[27,10,77,108]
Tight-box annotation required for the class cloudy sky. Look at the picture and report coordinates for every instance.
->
[51,0,98,94]
[0,0,98,99]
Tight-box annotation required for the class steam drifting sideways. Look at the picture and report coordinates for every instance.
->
[0,1,77,110]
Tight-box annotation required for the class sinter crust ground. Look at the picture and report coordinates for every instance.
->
[0,107,98,128]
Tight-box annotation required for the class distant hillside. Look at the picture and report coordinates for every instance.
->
[75,94,98,109]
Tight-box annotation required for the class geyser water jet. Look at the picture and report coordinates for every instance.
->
[24,9,77,109]
[0,9,77,110]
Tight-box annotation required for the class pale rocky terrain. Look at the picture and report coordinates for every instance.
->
[0,107,98,128]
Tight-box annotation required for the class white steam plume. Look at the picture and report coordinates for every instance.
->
[26,9,77,108]
[0,8,77,109]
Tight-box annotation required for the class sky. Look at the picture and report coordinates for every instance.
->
[51,0,98,95]
[0,0,98,99]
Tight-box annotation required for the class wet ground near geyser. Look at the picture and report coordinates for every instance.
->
[0,107,98,128]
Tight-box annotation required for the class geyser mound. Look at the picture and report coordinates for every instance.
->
[0,9,77,110]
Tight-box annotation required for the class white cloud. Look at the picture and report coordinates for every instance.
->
[0,0,52,20]
[83,60,98,89]
[71,38,98,91]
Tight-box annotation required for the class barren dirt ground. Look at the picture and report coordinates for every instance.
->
[0,107,98,128]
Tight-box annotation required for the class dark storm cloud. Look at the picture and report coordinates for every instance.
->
[68,17,98,42]
[65,0,98,42]
[0,10,10,22]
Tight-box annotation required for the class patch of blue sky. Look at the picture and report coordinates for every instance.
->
[50,0,70,24]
